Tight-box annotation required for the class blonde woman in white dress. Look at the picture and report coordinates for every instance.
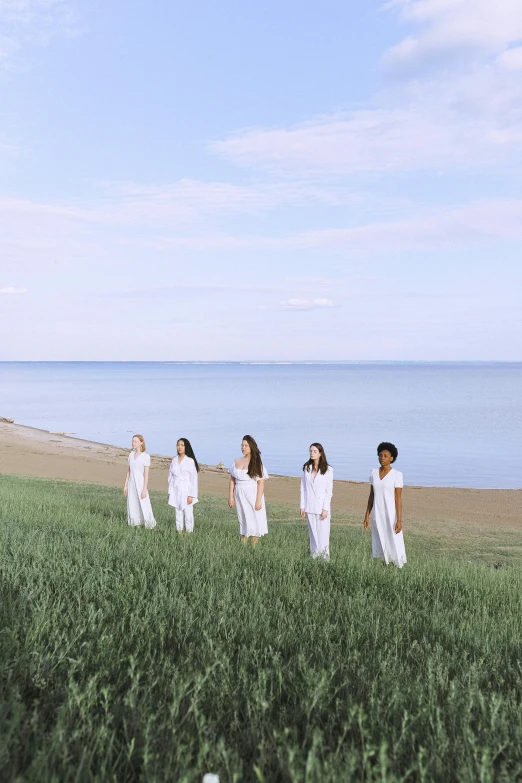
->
[228,435,268,547]
[124,434,156,529]
[168,437,199,533]
[363,441,406,568]
[300,442,334,560]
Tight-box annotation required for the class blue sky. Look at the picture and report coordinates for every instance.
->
[1,0,521,360]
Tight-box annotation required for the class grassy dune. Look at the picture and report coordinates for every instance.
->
[0,475,521,782]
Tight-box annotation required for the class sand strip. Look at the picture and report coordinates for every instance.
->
[1,419,521,533]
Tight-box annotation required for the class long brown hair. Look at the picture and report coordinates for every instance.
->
[243,435,264,479]
[303,442,329,475]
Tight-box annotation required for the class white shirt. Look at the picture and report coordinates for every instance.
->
[300,466,334,514]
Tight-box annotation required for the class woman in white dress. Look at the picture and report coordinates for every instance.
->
[228,435,268,546]
[363,441,406,568]
[300,442,334,560]
[168,438,199,533]
[124,434,156,529]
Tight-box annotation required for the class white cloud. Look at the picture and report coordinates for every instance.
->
[0,0,78,68]
[280,298,335,311]
[0,286,28,293]
[212,1,522,177]
[383,0,522,66]
[498,46,522,71]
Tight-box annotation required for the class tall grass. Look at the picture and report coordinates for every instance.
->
[0,475,521,782]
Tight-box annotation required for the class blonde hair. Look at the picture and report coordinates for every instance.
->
[132,434,146,452]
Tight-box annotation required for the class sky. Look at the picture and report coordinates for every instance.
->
[1,0,521,361]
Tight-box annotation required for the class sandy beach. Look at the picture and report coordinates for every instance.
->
[1,418,520,537]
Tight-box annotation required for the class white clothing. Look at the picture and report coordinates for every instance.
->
[168,456,199,510]
[175,505,194,532]
[370,467,406,568]
[229,461,269,538]
[300,466,334,514]
[307,513,331,560]
[127,451,156,529]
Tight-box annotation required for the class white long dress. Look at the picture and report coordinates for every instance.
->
[168,456,198,532]
[229,462,269,537]
[127,451,156,529]
[370,467,406,568]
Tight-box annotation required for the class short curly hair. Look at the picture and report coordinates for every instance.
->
[377,442,398,462]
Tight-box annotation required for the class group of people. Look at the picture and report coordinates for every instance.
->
[123,434,407,568]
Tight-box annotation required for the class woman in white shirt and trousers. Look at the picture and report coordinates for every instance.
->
[168,437,199,533]
[300,442,333,560]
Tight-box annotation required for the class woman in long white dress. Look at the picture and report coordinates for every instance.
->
[363,441,406,567]
[228,435,268,546]
[124,434,156,529]
[168,438,199,533]
[300,442,334,560]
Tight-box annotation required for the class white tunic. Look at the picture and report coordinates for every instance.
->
[370,467,406,568]
[127,452,156,529]
[300,466,334,513]
[229,461,269,537]
[168,456,199,510]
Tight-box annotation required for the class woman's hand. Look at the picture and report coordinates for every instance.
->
[187,496,193,505]
[321,510,328,521]
[363,514,370,530]
[141,489,147,500]
[255,501,262,511]
[395,518,402,534]
[123,485,128,497]
[228,497,235,509]
[300,508,306,518]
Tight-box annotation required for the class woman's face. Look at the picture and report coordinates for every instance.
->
[177,440,186,455]
[378,450,393,468]
[132,436,141,451]
[241,439,251,456]
[309,446,321,462]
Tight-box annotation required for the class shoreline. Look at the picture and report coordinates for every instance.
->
[1,418,521,533]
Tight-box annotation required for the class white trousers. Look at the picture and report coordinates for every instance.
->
[175,505,194,532]
[307,513,330,560]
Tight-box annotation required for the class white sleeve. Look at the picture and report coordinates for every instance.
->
[300,472,306,508]
[143,453,151,467]
[369,472,373,485]
[395,471,404,489]
[323,468,333,512]
[229,463,236,478]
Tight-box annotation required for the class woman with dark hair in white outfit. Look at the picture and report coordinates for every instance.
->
[300,443,333,560]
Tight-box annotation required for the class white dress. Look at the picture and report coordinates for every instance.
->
[370,467,406,568]
[229,461,269,537]
[127,451,156,529]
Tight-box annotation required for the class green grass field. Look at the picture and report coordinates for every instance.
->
[1,474,521,782]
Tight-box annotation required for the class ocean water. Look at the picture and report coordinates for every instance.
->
[0,362,521,489]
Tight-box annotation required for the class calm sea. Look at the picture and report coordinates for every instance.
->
[0,362,521,489]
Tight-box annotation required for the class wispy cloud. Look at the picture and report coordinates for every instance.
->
[383,0,522,68]
[211,2,522,177]
[0,286,28,293]
[279,298,335,311]
[0,0,79,68]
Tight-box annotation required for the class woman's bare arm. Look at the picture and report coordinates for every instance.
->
[363,486,374,529]
[228,476,236,508]
[255,479,265,511]
[394,487,403,533]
